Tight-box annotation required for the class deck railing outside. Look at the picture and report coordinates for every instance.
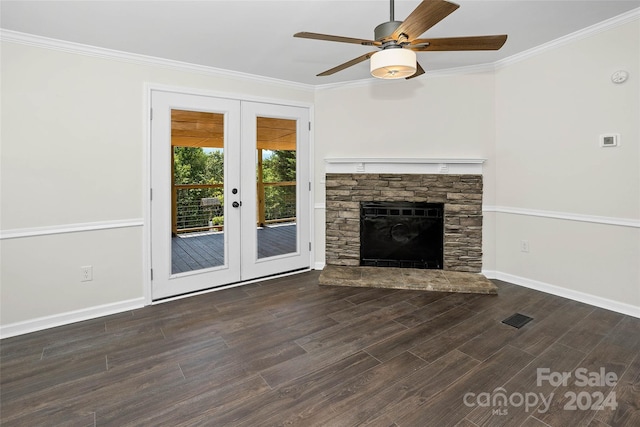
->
[173,182,296,234]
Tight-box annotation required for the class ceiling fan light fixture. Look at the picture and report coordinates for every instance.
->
[370,48,417,79]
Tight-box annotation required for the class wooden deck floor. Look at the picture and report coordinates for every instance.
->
[172,223,296,274]
[2,272,639,426]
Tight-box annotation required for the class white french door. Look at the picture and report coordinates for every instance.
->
[150,90,310,300]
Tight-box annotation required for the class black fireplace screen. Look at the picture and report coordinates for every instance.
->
[360,201,444,269]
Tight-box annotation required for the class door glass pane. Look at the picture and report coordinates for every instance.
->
[171,110,225,274]
[256,117,297,259]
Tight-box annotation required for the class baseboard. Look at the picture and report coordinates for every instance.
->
[4,271,635,338]
[482,270,640,319]
[0,298,145,339]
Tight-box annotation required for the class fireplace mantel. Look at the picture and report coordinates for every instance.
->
[324,158,485,175]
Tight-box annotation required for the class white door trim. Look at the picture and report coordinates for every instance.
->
[143,83,314,305]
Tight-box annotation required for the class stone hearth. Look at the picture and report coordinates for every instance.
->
[322,159,492,294]
[319,265,497,294]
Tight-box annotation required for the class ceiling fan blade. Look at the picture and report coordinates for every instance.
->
[317,52,377,76]
[406,62,426,80]
[409,35,508,51]
[294,32,380,46]
[389,0,459,42]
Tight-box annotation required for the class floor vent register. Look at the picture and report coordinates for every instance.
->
[501,313,533,329]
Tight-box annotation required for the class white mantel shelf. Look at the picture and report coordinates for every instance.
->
[324,158,485,175]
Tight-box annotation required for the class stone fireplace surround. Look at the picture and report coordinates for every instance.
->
[324,158,485,273]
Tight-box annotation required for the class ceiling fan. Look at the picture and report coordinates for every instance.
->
[294,0,508,80]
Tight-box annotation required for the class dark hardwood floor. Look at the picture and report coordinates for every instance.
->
[1,271,638,426]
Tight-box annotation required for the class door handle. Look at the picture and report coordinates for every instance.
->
[232,201,241,208]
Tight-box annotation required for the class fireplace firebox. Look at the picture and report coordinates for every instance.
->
[360,201,444,269]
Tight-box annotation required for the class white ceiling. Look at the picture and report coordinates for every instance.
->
[2,0,639,85]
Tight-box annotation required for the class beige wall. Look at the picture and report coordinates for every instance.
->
[314,18,639,311]
[2,16,638,333]
[314,73,498,269]
[0,41,313,329]
[494,19,640,309]
[1,229,143,323]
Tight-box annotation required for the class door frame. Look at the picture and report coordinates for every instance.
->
[143,83,315,305]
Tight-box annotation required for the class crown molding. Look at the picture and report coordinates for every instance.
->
[318,7,640,90]
[0,29,315,93]
[2,7,638,90]
[495,7,640,69]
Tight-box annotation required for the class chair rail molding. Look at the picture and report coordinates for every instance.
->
[483,206,640,229]
[0,218,145,240]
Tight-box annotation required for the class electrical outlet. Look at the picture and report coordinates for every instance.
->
[520,240,530,253]
[80,265,93,282]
